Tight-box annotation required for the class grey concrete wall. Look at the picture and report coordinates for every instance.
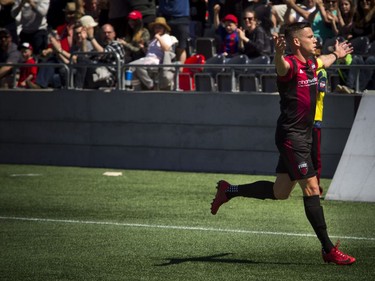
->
[0,90,360,177]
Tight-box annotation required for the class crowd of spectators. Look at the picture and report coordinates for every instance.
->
[0,0,374,92]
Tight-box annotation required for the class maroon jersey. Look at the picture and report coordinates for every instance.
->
[276,55,318,143]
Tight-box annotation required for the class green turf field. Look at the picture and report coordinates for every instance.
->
[0,164,374,281]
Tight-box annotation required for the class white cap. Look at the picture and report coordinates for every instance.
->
[79,15,98,27]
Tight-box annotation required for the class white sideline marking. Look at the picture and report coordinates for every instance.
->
[1,216,374,241]
[9,174,42,177]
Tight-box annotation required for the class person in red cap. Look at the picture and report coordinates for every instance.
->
[17,42,38,88]
[213,4,240,58]
[118,10,150,63]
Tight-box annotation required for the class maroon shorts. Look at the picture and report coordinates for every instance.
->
[276,137,316,181]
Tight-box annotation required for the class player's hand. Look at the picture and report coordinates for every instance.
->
[335,40,353,58]
[273,34,286,56]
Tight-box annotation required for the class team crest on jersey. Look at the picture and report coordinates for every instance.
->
[318,80,326,91]
[298,162,308,175]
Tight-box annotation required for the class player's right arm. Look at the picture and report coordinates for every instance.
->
[273,35,290,77]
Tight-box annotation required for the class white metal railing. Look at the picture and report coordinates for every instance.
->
[1,61,374,93]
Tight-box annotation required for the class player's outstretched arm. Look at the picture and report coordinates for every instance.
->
[319,40,353,68]
[273,35,290,77]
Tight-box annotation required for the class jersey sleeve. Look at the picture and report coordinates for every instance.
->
[277,55,295,82]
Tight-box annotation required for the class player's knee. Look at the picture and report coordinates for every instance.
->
[273,189,290,200]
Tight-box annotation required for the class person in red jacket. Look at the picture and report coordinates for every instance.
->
[17,42,38,88]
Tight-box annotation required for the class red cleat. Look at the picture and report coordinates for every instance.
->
[322,241,356,265]
[210,180,230,215]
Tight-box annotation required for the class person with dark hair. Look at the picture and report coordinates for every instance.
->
[210,22,356,265]
[337,0,355,40]
[0,27,21,88]
[238,8,272,59]
[118,10,150,63]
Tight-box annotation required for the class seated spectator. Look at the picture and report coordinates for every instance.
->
[129,17,175,90]
[26,2,84,89]
[238,8,272,60]
[84,23,125,88]
[352,0,375,40]
[118,10,150,63]
[213,4,240,59]
[0,28,21,88]
[48,19,95,89]
[17,42,37,88]
[337,0,355,40]
[335,54,375,93]
[11,0,50,55]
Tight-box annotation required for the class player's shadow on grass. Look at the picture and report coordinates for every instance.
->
[156,253,260,266]
[156,253,316,266]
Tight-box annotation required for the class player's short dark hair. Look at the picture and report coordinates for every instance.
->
[284,22,312,41]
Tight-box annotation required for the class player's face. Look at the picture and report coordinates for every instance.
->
[296,27,317,56]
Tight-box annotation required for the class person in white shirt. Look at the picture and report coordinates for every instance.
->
[11,0,50,55]
[129,17,174,90]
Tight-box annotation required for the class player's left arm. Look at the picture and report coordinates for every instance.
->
[318,40,353,68]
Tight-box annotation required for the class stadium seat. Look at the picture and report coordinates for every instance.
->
[179,54,206,91]
[195,37,217,59]
[178,73,193,91]
[194,73,216,91]
[349,36,370,55]
[216,73,233,92]
[247,55,272,75]
[226,54,250,74]
[238,74,260,92]
[203,54,226,78]
[322,37,340,54]
[329,73,341,92]
[368,41,375,55]
[260,73,278,92]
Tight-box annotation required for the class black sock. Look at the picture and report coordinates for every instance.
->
[303,195,334,253]
[226,181,276,200]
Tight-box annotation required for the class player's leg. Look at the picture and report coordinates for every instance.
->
[210,140,299,214]
[299,176,356,265]
[210,173,297,215]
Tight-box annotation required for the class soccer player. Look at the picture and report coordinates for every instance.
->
[210,22,356,265]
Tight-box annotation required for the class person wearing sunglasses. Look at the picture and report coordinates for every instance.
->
[238,8,271,60]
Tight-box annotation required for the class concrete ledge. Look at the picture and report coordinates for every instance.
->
[0,89,360,177]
